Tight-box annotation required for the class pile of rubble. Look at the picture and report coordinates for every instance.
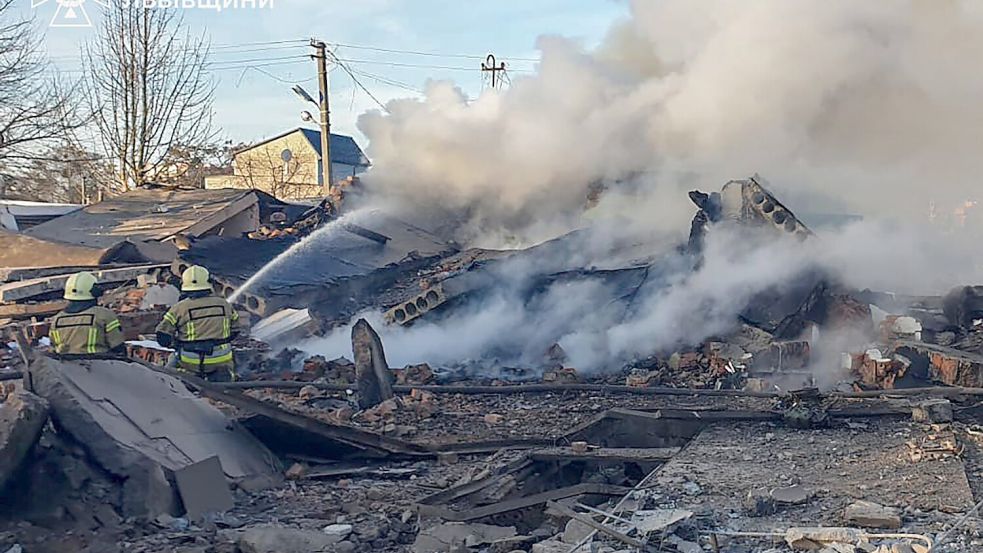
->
[6,177,983,553]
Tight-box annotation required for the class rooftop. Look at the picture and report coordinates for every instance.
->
[25,187,258,250]
[237,127,370,167]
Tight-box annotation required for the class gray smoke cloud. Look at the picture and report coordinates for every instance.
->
[358,0,983,244]
[300,1,983,376]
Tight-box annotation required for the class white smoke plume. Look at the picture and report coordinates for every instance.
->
[301,1,983,376]
[359,0,983,244]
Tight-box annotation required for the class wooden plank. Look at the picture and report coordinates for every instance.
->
[0,265,103,283]
[0,300,67,320]
[609,407,779,422]
[11,327,32,367]
[305,466,421,480]
[417,458,534,507]
[530,446,680,463]
[417,483,630,522]
[0,264,167,302]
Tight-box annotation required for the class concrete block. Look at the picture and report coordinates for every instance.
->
[0,391,49,491]
[28,356,280,518]
[413,523,516,553]
[843,501,902,529]
[352,319,394,409]
[912,399,953,424]
[237,526,347,553]
[174,456,234,521]
[785,528,864,550]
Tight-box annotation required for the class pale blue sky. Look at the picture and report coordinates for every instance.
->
[30,0,628,145]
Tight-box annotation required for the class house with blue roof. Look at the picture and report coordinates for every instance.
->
[204,127,370,200]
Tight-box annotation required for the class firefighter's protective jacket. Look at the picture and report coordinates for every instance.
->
[50,306,124,355]
[155,295,241,371]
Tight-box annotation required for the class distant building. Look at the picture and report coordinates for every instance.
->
[0,199,81,231]
[204,128,370,200]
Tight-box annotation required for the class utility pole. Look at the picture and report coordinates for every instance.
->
[481,54,507,89]
[311,39,334,196]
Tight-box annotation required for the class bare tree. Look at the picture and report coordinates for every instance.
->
[5,142,106,203]
[81,2,215,191]
[0,0,81,178]
[155,140,235,189]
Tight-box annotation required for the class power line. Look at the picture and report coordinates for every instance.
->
[329,41,539,62]
[207,54,308,67]
[350,69,424,95]
[235,64,311,85]
[47,43,305,62]
[46,53,309,71]
[333,57,535,72]
[209,59,310,72]
[210,39,308,50]
[208,44,307,55]
[328,54,388,112]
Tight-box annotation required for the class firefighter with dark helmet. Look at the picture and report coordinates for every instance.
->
[50,272,125,356]
[155,265,243,382]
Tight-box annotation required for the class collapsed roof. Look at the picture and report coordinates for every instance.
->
[0,228,153,269]
[178,210,457,321]
[22,186,303,264]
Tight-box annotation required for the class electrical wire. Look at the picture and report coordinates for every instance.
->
[207,44,308,55]
[43,37,539,91]
[333,57,534,72]
[208,59,309,72]
[328,54,388,112]
[349,69,424,95]
[328,40,539,62]
[236,64,311,85]
[210,38,308,50]
[206,54,308,67]
[47,44,305,64]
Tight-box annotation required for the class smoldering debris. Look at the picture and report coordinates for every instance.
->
[284,176,862,390]
[222,167,983,401]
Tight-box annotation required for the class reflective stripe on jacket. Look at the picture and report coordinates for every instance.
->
[178,342,234,368]
[50,306,124,355]
[156,295,240,343]
[157,294,242,373]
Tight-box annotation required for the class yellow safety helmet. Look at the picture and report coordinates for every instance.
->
[181,265,212,292]
[64,271,98,301]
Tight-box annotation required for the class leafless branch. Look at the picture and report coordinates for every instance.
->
[0,0,84,182]
[79,2,216,191]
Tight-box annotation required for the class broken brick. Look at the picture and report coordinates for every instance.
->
[393,363,435,385]
[285,463,307,480]
[542,367,579,384]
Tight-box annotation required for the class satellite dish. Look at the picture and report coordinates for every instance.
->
[301,111,314,122]
[281,149,293,162]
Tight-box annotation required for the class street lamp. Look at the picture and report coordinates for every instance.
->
[292,85,317,106]
[292,80,333,194]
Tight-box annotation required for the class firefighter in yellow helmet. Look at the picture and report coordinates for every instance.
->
[155,265,243,382]
[50,272,125,356]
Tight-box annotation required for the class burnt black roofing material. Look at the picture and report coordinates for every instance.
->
[180,211,454,298]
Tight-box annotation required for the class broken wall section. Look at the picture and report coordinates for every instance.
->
[27,356,281,519]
